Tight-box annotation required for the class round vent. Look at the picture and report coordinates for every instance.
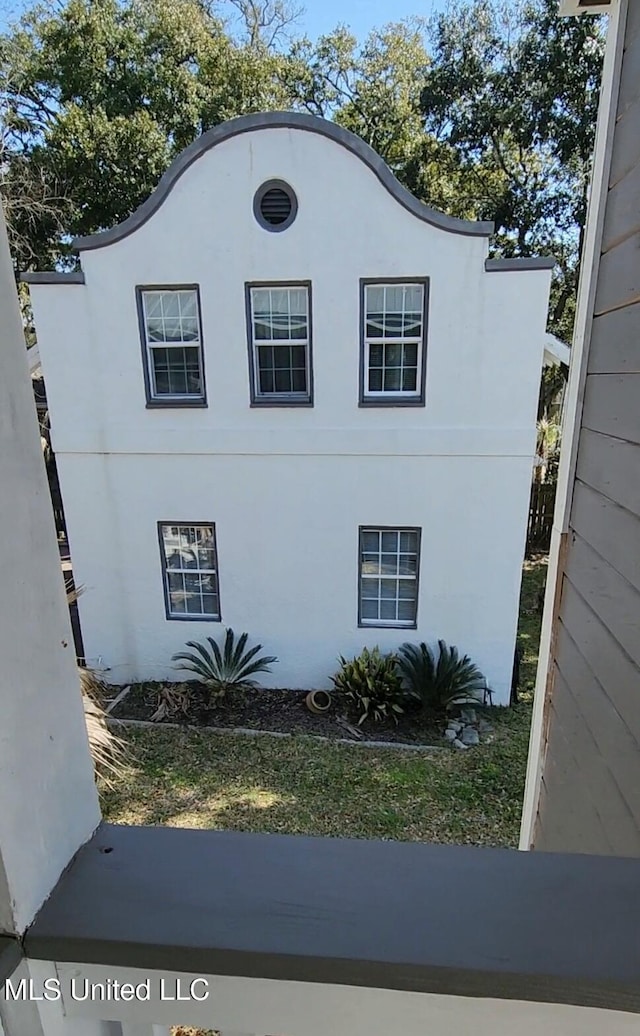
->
[253,179,298,232]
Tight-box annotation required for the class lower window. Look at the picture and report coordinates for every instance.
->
[358,527,421,627]
[158,523,221,620]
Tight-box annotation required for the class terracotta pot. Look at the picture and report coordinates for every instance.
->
[305,689,332,714]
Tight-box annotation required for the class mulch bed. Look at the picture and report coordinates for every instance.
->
[109,682,446,746]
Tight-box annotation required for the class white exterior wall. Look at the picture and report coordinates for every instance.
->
[30,124,552,705]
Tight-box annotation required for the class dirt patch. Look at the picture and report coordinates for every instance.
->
[110,681,445,746]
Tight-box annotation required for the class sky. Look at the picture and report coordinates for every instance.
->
[0,0,451,39]
[300,0,449,40]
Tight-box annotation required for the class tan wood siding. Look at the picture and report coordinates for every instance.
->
[589,303,640,372]
[609,95,640,187]
[534,6,640,854]
[594,228,640,314]
[601,157,640,251]
[581,373,640,442]
[576,429,640,514]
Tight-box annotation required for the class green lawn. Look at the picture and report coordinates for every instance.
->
[101,557,547,848]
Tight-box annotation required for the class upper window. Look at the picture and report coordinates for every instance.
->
[360,281,427,406]
[247,283,312,405]
[253,180,298,232]
[159,523,220,620]
[138,287,205,406]
[358,527,421,628]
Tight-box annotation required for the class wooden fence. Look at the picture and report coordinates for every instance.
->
[526,480,557,554]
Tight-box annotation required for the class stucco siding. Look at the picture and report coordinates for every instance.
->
[533,4,640,854]
[29,119,551,704]
[58,451,533,701]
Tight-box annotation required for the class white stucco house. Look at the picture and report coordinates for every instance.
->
[24,112,553,705]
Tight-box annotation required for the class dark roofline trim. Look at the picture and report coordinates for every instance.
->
[21,271,85,284]
[485,257,556,272]
[72,112,495,251]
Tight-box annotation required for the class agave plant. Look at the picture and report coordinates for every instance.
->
[331,646,406,725]
[397,640,487,711]
[172,629,277,705]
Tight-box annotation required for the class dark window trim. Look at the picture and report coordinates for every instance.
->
[358,277,429,408]
[136,285,207,408]
[245,280,314,407]
[357,525,421,630]
[253,179,298,233]
[157,521,222,622]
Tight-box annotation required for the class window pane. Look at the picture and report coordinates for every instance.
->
[274,346,291,370]
[274,369,293,392]
[405,285,423,312]
[361,577,379,599]
[361,599,378,620]
[383,367,402,392]
[385,343,403,366]
[398,579,416,599]
[202,594,219,616]
[366,285,384,315]
[380,552,398,574]
[151,345,201,397]
[368,369,383,392]
[400,531,418,552]
[292,369,307,393]
[398,598,416,621]
[380,599,397,620]
[361,553,380,574]
[185,590,204,614]
[291,345,306,367]
[381,531,398,552]
[361,531,380,553]
[404,343,418,365]
[380,579,397,599]
[169,593,187,614]
[402,368,418,392]
[369,344,383,366]
[399,554,418,575]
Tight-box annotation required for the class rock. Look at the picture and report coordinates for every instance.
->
[459,708,477,724]
[461,726,480,746]
[444,728,457,741]
[447,721,463,733]
[478,719,494,734]
[452,738,469,750]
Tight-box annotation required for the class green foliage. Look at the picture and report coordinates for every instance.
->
[171,629,277,705]
[331,646,406,725]
[397,640,487,711]
[421,0,605,342]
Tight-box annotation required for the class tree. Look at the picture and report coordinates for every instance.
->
[420,0,605,341]
[222,0,304,51]
[0,0,297,268]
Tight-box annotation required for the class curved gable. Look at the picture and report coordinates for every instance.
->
[72,112,494,251]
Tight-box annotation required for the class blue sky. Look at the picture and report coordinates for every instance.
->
[0,0,450,38]
[300,0,449,40]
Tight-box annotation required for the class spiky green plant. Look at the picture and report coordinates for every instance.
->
[171,629,277,705]
[397,640,487,711]
[331,646,406,725]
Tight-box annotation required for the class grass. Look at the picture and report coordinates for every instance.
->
[101,557,547,849]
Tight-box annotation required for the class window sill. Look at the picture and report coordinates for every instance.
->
[358,621,418,630]
[165,614,221,622]
[146,399,208,409]
[359,397,424,408]
[250,398,314,408]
